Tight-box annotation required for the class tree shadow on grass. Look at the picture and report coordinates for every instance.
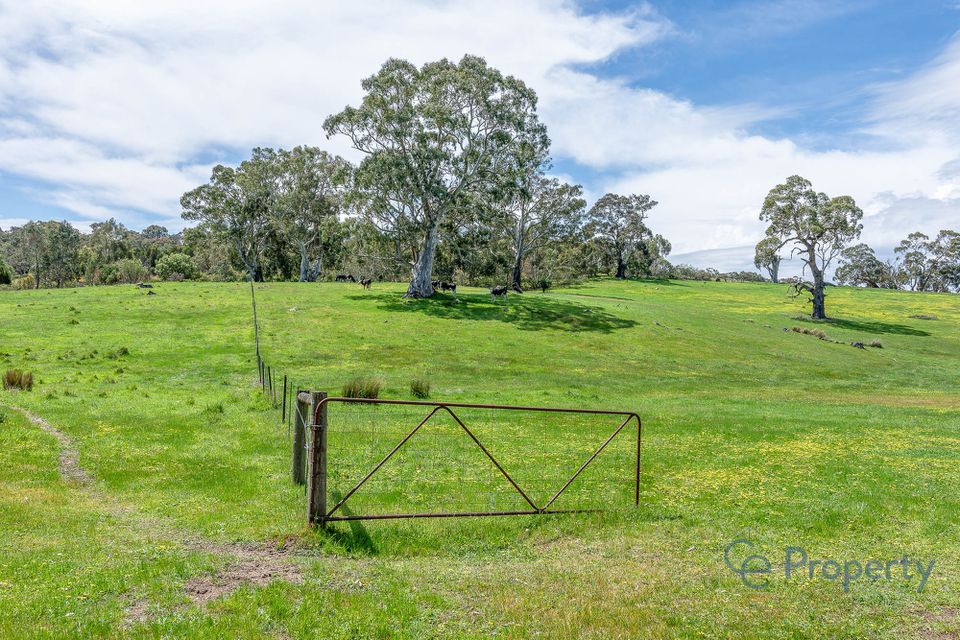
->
[560,277,689,291]
[796,316,930,336]
[349,292,637,333]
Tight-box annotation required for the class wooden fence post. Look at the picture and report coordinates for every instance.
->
[308,390,328,526]
[292,390,309,485]
[281,375,288,421]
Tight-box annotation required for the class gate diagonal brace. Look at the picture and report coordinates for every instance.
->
[309,397,642,523]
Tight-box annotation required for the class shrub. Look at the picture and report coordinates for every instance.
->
[156,253,198,281]
[534,277,551,293]
[14,274,35,290]
[869,340,883,348]
[115,258,147,284]
[0,257,11,285]
[791,326,827,339]
[342,376,382,399]
[410,377,431,399]
[95,264,120,285]
[3,369,33,391]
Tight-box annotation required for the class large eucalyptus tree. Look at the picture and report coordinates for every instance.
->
[324,55,549,297]
[181,148,279,282]
[505,173,585,292]
[274,146,351,282]
[759,175,863,319]
[585,193,658,279]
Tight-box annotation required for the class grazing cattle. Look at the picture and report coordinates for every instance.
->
[431,279,440,289]
[439,281,457,294]
[490,285,508,301]
[359,278,372,289]
[336,274,356,282]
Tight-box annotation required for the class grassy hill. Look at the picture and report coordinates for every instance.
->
[1,279,958,638]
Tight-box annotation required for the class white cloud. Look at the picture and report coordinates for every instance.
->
[597,30,960,260]
[0,0,957,265]
[0,0,666,226]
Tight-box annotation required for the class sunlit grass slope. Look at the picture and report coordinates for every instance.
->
[1,278,958,638]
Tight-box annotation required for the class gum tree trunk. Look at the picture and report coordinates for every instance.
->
[810,260,826,319]
[299,248,310,282]
[511,242,525,292]
[406,222,439,298]
[615,258,627,279]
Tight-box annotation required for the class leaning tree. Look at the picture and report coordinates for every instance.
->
[324,55,548,297]
[586,193,658,279]
[759,175,863,319]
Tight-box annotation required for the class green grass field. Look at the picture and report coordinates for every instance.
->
[1,279,959,638]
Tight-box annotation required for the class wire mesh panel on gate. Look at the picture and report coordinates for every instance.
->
[318,399,641,521]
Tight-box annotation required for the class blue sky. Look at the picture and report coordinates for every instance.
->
[1,0,959,273]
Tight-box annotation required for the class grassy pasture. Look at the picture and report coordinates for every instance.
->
[1,278,959,638]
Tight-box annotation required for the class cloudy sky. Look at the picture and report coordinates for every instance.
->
[1,0,958,272]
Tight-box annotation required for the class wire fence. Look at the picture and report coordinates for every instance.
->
[248,281,641,524]
[321,402,639,518]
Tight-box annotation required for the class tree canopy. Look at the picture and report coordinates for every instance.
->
[759,175,863,319]
[324,55,549,297]
[585,193,660,279]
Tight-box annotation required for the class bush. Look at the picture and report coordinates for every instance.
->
[0,257,11,285]
[115,258,147,284]
[342,376,382,399]
[14,274,35,290]
[95,264,120,285]
[410,377,431,399]
[155,253,198,281]
[4,369,33,391]
[791,326,827,339]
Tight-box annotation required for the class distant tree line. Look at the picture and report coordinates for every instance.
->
[755,174,959,319]
[1,56,957,310]
[1,56,676,294]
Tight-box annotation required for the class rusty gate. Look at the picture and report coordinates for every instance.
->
[300,394,642,525]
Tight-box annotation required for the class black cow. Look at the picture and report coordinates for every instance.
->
[336,274,356,282]
[490,285,508,301]
[359,277,372,289]
[439,281,457,294]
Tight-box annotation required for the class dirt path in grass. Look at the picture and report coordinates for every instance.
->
[7,404,305,622]
[17,406,93,485]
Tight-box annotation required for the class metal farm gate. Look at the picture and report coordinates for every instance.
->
[296,394,642,525]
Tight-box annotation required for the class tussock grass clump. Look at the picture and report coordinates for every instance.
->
[869,340,883,348]
[3,369,33,391]
[342,376,382,399]
[791,326,828,339]
[410,377,431,399]
[910,314,937,320]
